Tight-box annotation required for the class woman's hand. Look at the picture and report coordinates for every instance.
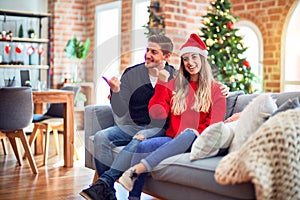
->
[158,69,170,82]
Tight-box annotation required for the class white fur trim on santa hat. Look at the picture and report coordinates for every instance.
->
[180,46,208,58]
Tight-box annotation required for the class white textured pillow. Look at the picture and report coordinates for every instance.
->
[229,93,277,152]
[190,121,236,161]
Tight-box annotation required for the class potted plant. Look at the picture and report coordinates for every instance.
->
[64,37,90,83]
[27,28,36,38]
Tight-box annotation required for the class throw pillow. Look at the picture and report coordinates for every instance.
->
[190,121,236,161]
[229,93,278,153]
[271,97,300,117]
[224,112,241,123]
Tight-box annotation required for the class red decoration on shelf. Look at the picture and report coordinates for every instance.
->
[37,45,45,55]
[243,60,250,68]
[27,46,35,55]
[226,22,234,30]
[15,44,23,54]
[5,44,11,54]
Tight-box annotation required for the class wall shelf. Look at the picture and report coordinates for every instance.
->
[0,65,49,69]
[0,38,49,43]
[0,9,51,87]
[0,9,51,18]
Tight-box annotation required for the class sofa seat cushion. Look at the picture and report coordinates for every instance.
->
[151,153,255,200]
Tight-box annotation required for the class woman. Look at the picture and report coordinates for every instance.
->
[119,33,226,200]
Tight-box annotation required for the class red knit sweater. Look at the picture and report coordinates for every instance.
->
[149,79,226,138]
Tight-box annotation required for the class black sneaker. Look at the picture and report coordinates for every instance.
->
[80,180,109,200]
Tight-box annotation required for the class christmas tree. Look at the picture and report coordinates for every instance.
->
[199,0,256,93]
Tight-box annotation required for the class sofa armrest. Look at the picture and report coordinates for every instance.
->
[84,104,114,169]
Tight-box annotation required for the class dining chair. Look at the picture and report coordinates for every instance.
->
[27,85,81,165]
[0,87,38,174]
[0,133,7,155]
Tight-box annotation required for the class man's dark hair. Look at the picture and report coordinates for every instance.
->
[148,35,173,55]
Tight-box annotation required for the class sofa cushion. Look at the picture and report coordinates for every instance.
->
[224,91,245,120]
[229,93,278,152]
[190,121,235,161]
[271,96,300,117]
[232,93,259,114]
[271,91,300,107]
[151,153,255,199]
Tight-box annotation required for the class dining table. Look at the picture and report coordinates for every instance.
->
[32,89,75,167]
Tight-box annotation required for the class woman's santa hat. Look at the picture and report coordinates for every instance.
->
[180,33,208,58]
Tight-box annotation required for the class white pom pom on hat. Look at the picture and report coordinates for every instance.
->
[180,33,208,58]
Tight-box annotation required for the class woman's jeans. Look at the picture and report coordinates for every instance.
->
[129,129,197,198]
[93,125,166,188]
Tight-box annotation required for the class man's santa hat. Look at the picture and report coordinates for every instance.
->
[180,33,208,58]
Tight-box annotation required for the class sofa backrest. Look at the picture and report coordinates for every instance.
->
[230,91,300,115]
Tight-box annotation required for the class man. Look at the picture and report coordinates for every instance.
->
[80,35,176,200]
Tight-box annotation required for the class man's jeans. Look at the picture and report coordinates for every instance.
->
[129,129,197,198]
[93,125,165,188]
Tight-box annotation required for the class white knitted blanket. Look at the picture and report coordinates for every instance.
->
[215,108,300,200]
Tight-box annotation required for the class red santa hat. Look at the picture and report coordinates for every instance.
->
[180,33,208,58]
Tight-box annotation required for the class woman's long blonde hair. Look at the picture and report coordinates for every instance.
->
[171,54,214,115]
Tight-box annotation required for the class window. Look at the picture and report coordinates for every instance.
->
[283,2,300,92]
[236,21,263,93]
[95,1,121,105]
[132,0,151,65]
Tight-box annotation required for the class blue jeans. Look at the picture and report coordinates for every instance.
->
[93,125,166,188]
[129,129,197,199]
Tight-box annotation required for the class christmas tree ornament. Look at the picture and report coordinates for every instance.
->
[243,60,250,68]
[5,44,11,54]
[37,45,45,55]
[27,45,35,55]
[15,44,23,54]
[199,0,256,93]
[227,22,234,30]
[218,39,223,44]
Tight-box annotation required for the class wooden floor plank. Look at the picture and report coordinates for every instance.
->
[0,131,159,200]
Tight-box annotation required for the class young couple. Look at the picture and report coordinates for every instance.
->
[80,33,227,200]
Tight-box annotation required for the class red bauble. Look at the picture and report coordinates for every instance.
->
[5,44,11,54]
[218,38,223,44]
[15,44,23,54]
[227,22,234,30]
[243,60,250,68]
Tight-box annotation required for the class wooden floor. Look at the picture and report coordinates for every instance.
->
[0,130,159,200]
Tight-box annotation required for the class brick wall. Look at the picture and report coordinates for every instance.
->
[48,0,88,88]
[49,0,297,92]
[230,0,295,92]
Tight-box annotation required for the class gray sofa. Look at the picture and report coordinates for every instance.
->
[84,91,300,200]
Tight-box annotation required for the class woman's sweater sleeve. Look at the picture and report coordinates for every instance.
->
[148,80,172,119]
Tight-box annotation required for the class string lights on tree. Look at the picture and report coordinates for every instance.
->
[199,0,257,93]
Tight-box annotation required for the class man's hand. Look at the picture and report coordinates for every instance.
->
[104,76,121,93]
[220,84,229,97]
